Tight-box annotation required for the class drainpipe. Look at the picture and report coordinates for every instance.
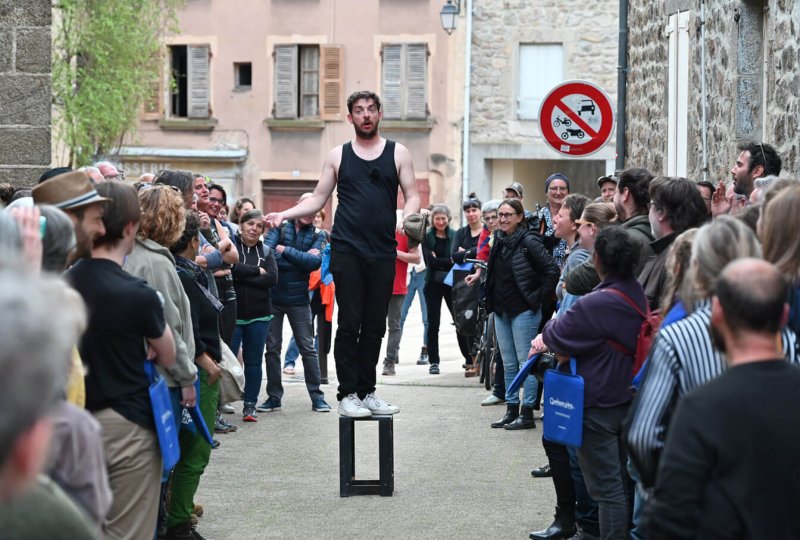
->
[615,0,628,171]
[700,0,709,181]
[462,0,472,221]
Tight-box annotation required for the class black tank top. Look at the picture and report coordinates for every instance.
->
[331,140,399,259]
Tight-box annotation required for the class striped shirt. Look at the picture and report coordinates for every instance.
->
[627,300,800,487]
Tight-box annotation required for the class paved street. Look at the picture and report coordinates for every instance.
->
[196,302,555,539]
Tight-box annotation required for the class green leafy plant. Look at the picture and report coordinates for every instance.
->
[52,0,183,167]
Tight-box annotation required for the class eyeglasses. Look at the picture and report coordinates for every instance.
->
[647,202,660,211]
[483,214,498,222]
[548,186,568,192]
[497,212,519,220]
[209,196,224,204]
[758,142,767,168]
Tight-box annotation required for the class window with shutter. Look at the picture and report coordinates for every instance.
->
[167,44,212,119]
[381,43,428,120]
[273,45,326,120]
[518,44,563,120]
[319,45,343,120]
[188,45,210,118]
[142,53,162,119]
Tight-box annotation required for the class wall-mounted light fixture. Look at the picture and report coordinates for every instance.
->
[439,0,461,35]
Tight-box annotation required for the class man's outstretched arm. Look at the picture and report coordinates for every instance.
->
[264,146,342,229]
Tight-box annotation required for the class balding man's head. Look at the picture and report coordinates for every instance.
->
[716,258,788,334]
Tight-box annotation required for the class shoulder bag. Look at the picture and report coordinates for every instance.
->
[144,361,181,476]
[543,357,584,448]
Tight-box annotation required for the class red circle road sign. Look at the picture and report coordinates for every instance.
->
[538,80,615,157]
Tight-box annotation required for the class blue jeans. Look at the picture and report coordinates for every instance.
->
[231,319,271,404]
[627,458,645,540]
[400,268,428,345]
[494,309,540,407]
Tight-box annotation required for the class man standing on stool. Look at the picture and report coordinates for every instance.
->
[265,90,420,418]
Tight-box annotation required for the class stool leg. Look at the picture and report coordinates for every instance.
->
[339,417,354,497]
[378,417,394,496]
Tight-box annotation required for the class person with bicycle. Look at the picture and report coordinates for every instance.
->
[486,198,558,430]
[452,194,485,377]
[464,200,507,406]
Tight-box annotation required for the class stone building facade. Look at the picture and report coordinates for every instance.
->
[625,0,799,180]
[0,0,52,186]
[467,0,620,207]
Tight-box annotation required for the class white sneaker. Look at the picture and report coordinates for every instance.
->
[338,393,371,418]
[481,394,504,406]
[219,403,235,414]
[362,393,400,415]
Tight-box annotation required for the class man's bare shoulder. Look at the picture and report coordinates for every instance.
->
[393,141,414,165]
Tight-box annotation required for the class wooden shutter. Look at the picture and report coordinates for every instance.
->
[274,45,298,119]
[141,51,162,119]
[320,45,343,120]
[405,44,428,119]
[381,44,403,119]
[187,45,210,118]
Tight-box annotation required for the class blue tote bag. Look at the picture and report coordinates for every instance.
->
[144,361,181,475]
[543,357,584,448]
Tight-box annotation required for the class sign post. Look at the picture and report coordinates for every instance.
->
[538,80,615,157]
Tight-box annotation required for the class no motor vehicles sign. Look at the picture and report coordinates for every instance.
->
[538,80,615,157]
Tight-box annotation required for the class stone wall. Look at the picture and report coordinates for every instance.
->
[626,0,800,179]
[0,0,51,186]
[470,0,619,145]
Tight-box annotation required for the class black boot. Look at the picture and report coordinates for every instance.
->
[505,405,536,430]
[529,506,577,540]
[491,403,519,428]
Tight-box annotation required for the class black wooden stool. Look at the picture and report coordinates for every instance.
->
[339,415,394,497]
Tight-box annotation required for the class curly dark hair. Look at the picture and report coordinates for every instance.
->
[594,226,639,279]
[347,90,381,114]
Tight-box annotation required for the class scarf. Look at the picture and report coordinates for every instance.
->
[174,255,224,313]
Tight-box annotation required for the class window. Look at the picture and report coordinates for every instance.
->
[666,11,690,176]
[273,44,343,120]
[518,44,563,120]
[168,44,211,118]
[234,62,252,89]
[381,43,428,120]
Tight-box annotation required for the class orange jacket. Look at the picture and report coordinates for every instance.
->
[308,269,336,322]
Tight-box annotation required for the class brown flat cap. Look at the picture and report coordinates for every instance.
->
[32,171,110,210]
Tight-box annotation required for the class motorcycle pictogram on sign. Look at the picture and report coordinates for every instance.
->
[537,80,615,157]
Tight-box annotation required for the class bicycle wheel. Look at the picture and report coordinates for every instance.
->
[483,314,496,391]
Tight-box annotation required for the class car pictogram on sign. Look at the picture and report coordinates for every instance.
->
[537,80,616,157]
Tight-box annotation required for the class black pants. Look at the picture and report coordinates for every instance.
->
[329,251,395,401]
[544,438,576,511]
[218,299,237,348]
[424,281,455,365]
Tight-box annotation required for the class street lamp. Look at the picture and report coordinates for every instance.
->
[439,0,460,35]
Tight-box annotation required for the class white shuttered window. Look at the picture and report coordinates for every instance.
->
[274,44,343,120]
[518,44,563,120]
[168,44,211,118]
[381,43,428,120]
